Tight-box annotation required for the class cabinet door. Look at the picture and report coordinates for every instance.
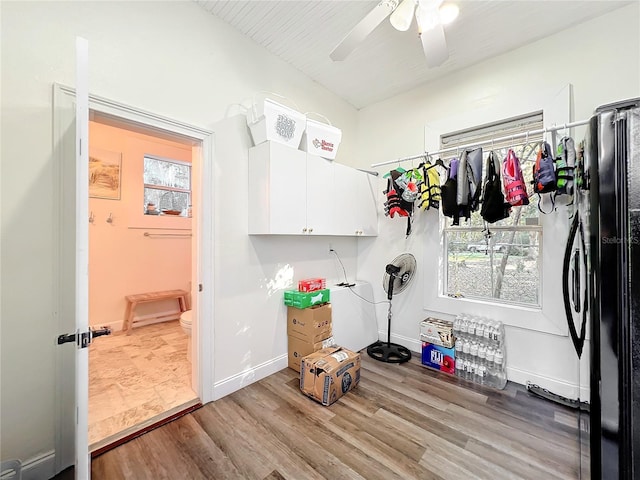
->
[305,154,334,235]
[248,141,306,234]
[355,170,379,236]
[332,162,359,235]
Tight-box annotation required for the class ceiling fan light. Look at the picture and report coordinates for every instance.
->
[415,5,439,32]
[390,0,416,31]
[439,3,459,25]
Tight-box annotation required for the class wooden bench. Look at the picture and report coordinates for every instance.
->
[123,289,189,335]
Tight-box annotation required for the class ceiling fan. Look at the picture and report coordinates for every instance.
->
[330,0,459,68]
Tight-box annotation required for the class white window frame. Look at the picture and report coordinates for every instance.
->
[143,154,192,214]
[440,116,544,309]
[421,84,573,336]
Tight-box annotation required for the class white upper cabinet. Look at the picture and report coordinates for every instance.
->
[248,141,378,236]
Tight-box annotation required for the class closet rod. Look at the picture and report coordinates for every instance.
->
[371,119,591,168]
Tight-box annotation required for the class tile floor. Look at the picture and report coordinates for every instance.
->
[89,320,198,447]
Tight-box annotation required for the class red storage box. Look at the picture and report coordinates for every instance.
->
[298,277,326,293]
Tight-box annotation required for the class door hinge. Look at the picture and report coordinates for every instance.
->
[57,327,111,348]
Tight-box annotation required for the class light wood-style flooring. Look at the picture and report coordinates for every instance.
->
[89,320,197,448]
[89,353,582,480]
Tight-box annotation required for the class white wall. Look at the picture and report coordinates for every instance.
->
[355,4,640,398]
[0,0,359,467]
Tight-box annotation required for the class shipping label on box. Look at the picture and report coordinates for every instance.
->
[288,335,336,372]
[421,342,455,374]
[300,347,361,406]
[287,304,332,343]
[419,318,454,348]
[284,289,330,308]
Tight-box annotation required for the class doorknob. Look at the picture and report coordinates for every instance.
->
[57,326,112,348]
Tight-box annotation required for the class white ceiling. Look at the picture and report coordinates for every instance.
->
[196,1,630,109]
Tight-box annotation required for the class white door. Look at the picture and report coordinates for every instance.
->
[54,37,94,480]
[74,36,91,480]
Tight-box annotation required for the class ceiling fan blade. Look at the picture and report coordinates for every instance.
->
[330,1,396,61]
[420,22,449,68]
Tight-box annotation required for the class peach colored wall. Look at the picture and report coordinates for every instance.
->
[89,120,193,329]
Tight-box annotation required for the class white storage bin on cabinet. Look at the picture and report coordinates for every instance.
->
[301,114,342,160]
[247,97,306,149]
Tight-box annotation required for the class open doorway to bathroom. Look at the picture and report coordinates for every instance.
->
[87,114,201,452]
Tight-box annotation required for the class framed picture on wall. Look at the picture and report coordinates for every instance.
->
[89,147,122,200]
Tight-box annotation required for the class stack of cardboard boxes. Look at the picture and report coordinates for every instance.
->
[419,317,455,374]
[285,278,361,406]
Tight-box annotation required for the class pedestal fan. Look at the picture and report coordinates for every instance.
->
[367,253,416,363]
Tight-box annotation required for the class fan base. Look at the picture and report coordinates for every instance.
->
[366,341,412,364]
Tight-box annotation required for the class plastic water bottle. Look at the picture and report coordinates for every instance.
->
[485,347,495,372]
[494,369,507,389]
[477,365,487,385]
[464,359,472,380]
[468,319,477,339]
[477,343,487,367]
[470,360,478,382]
[494,349,504,373]
[494,321,504,346]
[455,358,464,378]
[483,320,493,342]
[453,315,462,339]
[455,338,465,363]
[469,342,479,365]
[460,316,469,340]
[462,339,471,364]
[475,318,485,342]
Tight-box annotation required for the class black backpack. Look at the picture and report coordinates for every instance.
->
[441,158,461,225]
[481,151,511,223]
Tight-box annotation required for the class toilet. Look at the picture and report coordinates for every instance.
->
[179,309,193,362]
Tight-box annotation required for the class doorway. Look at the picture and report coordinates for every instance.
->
[53,84,215,472]
[87,116,201,451]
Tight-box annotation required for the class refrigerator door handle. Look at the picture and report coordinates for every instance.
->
[572,250,581,313]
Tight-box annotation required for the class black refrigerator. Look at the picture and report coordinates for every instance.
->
[566,98,640,479]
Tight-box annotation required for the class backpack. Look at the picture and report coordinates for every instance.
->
[418,162,441,210]
[441,158,461,225]
[481,151,511,223]
[532,141,557,194]
[555,136,576,196]
[502,149,529,206]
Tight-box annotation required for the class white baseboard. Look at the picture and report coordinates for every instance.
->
[212,353,288,401]
[5,450,56,480]
[378,330,422,354]
[506,366,589,400]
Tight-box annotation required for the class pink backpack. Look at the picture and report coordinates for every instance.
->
[502,149,529,206]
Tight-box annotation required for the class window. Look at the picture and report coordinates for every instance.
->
[441,112,543,307]
[143,155,191,215]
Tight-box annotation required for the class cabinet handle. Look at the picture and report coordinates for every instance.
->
[309,228,313,233]
[302,228,307,233]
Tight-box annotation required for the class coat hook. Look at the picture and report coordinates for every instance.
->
[106,213,113,224]
[89,211,94,223]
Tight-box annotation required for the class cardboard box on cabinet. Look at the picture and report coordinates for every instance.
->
[284,289,330,309]
[300,347,361,406]
[286,304,332,343]
[419,317,454,348]
[288,335,336,373]
[421,342,456,375]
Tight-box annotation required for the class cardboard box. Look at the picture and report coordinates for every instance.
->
[298,277,326,293]
[284,289,330,308]
[288,335,336,372]
[419,317,454,348]
[421,342,455,374]
[287,304,332,343]
[300,347,361,406]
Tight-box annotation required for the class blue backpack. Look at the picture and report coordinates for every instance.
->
[532,141,557,194]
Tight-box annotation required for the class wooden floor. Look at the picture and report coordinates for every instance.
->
[89,354,582,480]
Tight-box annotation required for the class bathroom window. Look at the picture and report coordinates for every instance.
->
[440,112,544,308]
[143,156,191,215]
